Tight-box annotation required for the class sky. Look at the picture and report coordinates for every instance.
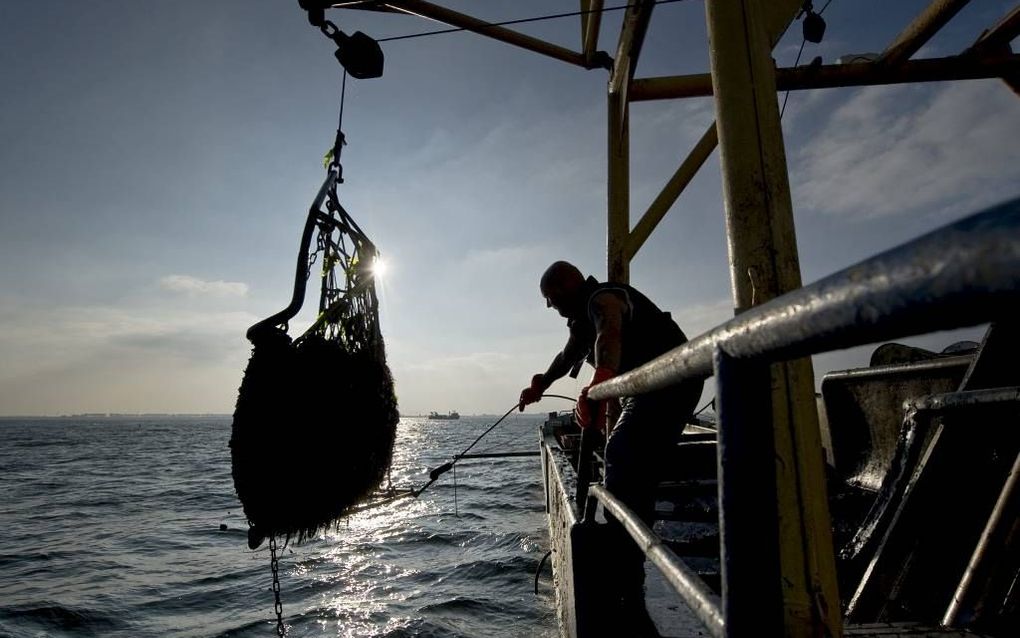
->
[1,1,1018,416]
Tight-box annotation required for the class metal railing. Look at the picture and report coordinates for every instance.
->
[580,198,1020,636]
[588,198,1020,403]
[584,485,726,637]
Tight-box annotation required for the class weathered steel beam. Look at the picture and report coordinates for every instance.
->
[908,387,1020,414]
[708,1,838,631]
[606,0,653,284]
[587,198,1020,400]
[971,4,1020,53]
[587,485,725,638]
[970,5,1020,97]
[880,0,972,65]
[380,0,593,69]
[607,88,630,284]
[714,348,784,637]
[609,0,654,97]
[614,0,803,277]
[629,53,1020,100]
[944,445,1020,627]
[581,0,604,66]
[626,122,717,260]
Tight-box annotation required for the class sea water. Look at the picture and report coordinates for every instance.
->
[0,415,559,637]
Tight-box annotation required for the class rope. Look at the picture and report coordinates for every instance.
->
[780,37,807,118]
[338,69,347,131]
[781,0,837,119]
[535,549,553,594]
[344,393,578,515]
[693,397,715,417]
[375,0,686,43]
[328,69,348,170]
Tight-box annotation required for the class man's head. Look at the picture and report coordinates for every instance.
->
[540,261,586,318]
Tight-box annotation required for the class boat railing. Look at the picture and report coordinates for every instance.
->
[584,483,726,636]
[581,198,1020,636]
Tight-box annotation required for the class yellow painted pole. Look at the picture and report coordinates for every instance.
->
[705,0,842,635]
[606,1,653,284]
[607,87,630,284]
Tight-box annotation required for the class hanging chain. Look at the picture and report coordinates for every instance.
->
[269,536,286,637]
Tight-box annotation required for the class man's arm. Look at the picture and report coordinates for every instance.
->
[538,325,590,387]
[572,291,626,429]
[589,291,625,372]
[519,323,590,411]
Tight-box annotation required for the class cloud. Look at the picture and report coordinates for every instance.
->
[672,298,734,339]
[159,274,249,297]
[0,298,258,413]
[0,302,256,373]
[406,351,513,376]
[793,80,1020,219]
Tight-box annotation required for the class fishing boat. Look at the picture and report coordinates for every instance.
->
[427,411,460,420]
[295,2,1020,637]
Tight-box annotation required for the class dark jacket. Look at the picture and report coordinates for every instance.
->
[568,277,688,374]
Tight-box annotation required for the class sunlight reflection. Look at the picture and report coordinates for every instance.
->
[370,255,388,279]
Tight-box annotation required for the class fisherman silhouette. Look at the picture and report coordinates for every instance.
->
[520,261,703,633]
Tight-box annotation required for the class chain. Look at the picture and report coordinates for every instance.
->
[269,536,286,637]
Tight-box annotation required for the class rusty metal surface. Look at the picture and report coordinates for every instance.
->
[846,325,1020,627]
[821,355,972,489]
[541,421,582,638]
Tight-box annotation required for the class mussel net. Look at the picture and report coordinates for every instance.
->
[230,171,398,546]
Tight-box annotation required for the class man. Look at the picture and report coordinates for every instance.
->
[519,260,703,630]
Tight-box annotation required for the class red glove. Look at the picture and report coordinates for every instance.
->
[518,374,547,412]
[574,366,615,431]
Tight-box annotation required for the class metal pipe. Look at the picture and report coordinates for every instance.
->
[582,0,604,65]
[587,484,725,638]
[943,447,1020,626]
[714,348,784,637]
[455,451,541,459]
[380,0,592,69]
[607,87,630,283]
[971,5,1020,54]
[706,1,839,631]
[588,198,1020,401]
[609,0,654,96]
[628,54,1020,101]
[619,0,802,276]
[907,387,1020,414]
[879,0,972,66]
[246,172,337,341]
[970,6,1020,97]
[575,428,597,511]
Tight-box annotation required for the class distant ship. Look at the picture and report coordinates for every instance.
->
[427,411,459,420]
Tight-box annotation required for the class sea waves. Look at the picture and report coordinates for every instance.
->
[0,415,558,638]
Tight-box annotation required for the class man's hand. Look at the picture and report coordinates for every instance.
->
[518,374,547,412]
[573,366,615,431]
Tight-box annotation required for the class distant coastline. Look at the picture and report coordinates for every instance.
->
[0,413,231,419]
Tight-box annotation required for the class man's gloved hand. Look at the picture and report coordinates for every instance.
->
[518,374,547,412]
[574,366,615,431]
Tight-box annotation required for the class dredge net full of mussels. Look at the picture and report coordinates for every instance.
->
[230,167,398,548]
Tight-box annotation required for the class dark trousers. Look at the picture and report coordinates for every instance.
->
[602,380,703,603]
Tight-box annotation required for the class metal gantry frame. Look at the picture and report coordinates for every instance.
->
[328,1,1020,636]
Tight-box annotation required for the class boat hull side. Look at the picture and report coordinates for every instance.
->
[542,424,581,638]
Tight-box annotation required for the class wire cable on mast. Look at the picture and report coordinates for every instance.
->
[781,0,836,119]
[375,0,686,43]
